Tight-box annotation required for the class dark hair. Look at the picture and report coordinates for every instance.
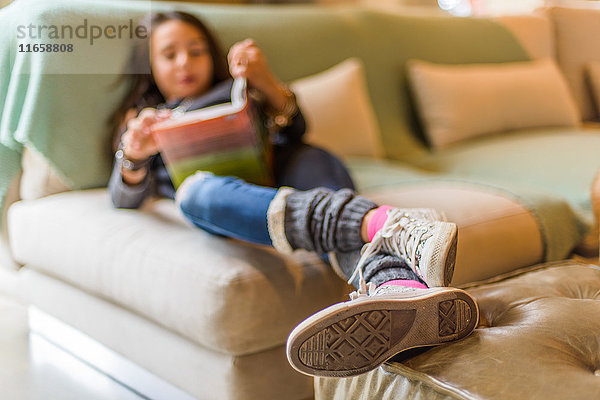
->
[109,11,231,148]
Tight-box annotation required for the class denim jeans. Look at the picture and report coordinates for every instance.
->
[178,144,355,245]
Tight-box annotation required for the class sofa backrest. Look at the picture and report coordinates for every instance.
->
[200,7,533,161]
[1,0,540,201]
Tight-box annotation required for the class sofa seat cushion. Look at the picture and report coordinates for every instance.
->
[7,189,349,355]
[315,261,600,400]
[414,128,600,229]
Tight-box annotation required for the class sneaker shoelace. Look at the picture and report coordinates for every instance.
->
[349,280,377,300]
[347,210,433,295]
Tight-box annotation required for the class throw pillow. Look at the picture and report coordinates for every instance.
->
[290,58,383,158]
[588,62,600,119]
[407,58,580,149]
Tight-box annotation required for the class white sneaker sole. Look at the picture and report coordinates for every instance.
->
[286,287,478,378]
[418,222,458,287]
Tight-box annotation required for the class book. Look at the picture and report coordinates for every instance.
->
[151,78,271,188]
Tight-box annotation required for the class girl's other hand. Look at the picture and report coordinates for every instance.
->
[228,39,290,112]
[121,108,171,161]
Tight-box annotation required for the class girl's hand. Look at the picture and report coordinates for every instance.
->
[228,39,290,112]
[121,108,171,161]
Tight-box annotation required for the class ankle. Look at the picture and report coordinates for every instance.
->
[362,205,394,242]
[379,279,428,289]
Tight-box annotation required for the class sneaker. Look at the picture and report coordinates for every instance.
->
[328,208,446,283]
[350,208,458,288]
[386,208,446,223]
[286,284,478,378]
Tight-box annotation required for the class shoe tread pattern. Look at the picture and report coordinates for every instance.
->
[298,309,415,371]
[439,298,472,337]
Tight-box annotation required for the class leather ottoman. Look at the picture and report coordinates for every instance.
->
[315,261,600,400]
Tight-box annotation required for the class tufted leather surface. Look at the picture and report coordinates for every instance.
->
[316,261,600,400]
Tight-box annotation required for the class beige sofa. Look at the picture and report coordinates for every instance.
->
[2,2,600,399]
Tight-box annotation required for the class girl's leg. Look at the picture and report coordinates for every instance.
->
[176,174,370,253]
[177,173,452,288]
[272,187,456,288]
[176,173,276,245]
[271,144,421,287]
[176,143,354,246]
[332,251,427,289]
[284,195,475,380]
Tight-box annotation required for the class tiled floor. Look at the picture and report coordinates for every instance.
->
[0,293,144,400]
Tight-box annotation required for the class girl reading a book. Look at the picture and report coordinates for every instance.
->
[109,11,477,379]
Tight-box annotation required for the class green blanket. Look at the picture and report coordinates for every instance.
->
[0,0,138,214]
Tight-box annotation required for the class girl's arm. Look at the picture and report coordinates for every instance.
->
[228,39,305,142]
[108,157,154,209]
[108,108,170,209]
[228,39,289,111]
[272,108,306,146]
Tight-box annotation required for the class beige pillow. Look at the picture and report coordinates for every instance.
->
[588,62,600,119]
[407,58,580,149]
[290,58,383,158]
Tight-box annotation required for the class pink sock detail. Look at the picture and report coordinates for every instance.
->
[380,279,428,289]
[367,205,394,241]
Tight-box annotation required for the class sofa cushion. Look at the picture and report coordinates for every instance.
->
[315,261,600,400]
[407,58,579,149]
[290,58,383,159]
[547,6,600,121]
[7,189,348,355]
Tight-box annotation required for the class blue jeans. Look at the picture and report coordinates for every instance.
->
[178,144,355,245]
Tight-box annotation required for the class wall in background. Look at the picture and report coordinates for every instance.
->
[358,0,599,15]
[1,0,599,14]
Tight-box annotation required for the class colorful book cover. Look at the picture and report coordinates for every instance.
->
[151,78,271,188]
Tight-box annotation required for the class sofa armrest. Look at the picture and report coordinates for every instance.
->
[1,173,21,271]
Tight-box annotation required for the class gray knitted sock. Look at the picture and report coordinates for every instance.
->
[280,188,422,289]
[333,250,425,289]
[283,188,376,254]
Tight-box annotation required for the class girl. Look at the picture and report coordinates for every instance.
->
[108,11,477,378]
